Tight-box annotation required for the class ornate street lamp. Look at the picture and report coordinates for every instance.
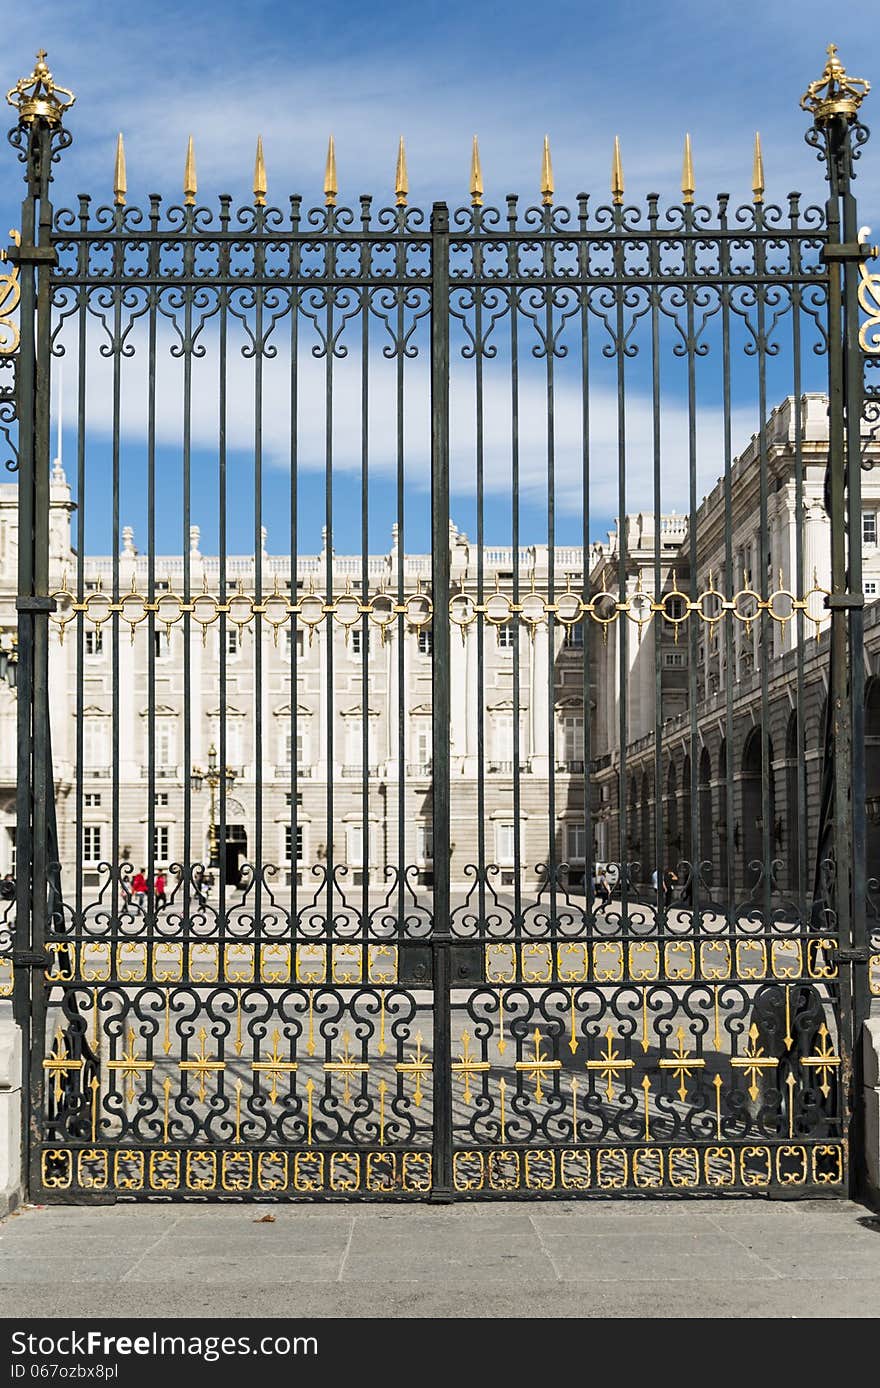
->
[190,743,236,868]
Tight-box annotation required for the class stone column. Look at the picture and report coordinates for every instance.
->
[530,620,550,777]
[0,1019,22,1217]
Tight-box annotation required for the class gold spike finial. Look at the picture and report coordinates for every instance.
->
[540,135,554,206]
[395,135,408,207]
[470,135,483,207]
[752,131,764,204]
[682,133,694,205]
[611,136,624,206]
[183,134,197,206]
[253,134,267,207]
[113,132,127,207]
[324,135,338,208]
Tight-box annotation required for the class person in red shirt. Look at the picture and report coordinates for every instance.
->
[154,870,166,909]
[131,869,147,908]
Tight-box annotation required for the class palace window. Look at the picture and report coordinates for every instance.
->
[416,822,434,862]
[225,627,239,657]
[495,822,516,866]
[83,719,107,768]
[561,715,584,763]
[84,629,103,657]
[562,623,584,649]
[351,628,369,657]
[283,825,305,863]
[84,793,102,808]
[567,822,586,862]
[417,628,433,656]
[497,624,515,649]
[864,511,877,546]
[83,825,102,863]
[152,825,170,862]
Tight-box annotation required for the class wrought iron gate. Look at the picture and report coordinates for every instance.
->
[3,47,877,1201]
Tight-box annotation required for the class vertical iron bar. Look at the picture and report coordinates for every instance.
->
[430,201,452,1198]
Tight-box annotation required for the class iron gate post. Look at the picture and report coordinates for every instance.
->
[6,53,72,1199]
[430,200,453,1199]
[804,45,872,1195]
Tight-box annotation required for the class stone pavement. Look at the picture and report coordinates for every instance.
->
[0,1197,879,1318]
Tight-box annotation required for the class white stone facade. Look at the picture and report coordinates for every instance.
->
[0,392,878,900]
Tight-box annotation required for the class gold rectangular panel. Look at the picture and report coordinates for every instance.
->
[116,941,148,982]
[330,1151,360,1191]
[735,939,767,980]
[367,1152,397,1191]
[771,939,802,979]
[668,1146,700,1187]
[488,1149,520,1191]
[593,941,624,982]
[81,942,111,982]
[294,1151,323,1192]
[704,1146,736,1186]
[628,942,660,981]
[524,1149,555,1190]
[190,943,219,982]
[0,956,12,997]
[453,1151,484,1191]
[152,942,183,982]
[596,1147,627,1189]
[45,941,75,981]
[296,944,326,984]
[368,944,398,984]
[633,1146,664,1188]
[256,1151,288,1191]
[224,944,254,983]
[556,942,588,983]
[402,1152,432,1191]
[222,1151,253,1191]
[521,943,553,984]
[700,940,731,979]
[41,1148,72,1189]
[331,944,362,985]
[807,939,838,979]
[740,1144,772,1187]
[485,944,516,983]
[77,1148,108,1190]
[113,1148,144,1191]
[149,1149,180,1191]
[811,1143,845,1185]
[775,1143,808,1186]
[185,1150,217,1191]
[664,941,695,980]
[260,944,291,984]
[560,1148,590,1190]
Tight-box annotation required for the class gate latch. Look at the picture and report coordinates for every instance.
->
[397,942,486,986]
[821,241,876,263]
[12,951,49,969]
[827,945,873,964]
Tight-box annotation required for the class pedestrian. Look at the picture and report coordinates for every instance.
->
[650,866,659,895]
[154,869,166,909]
[0,872,14,900]
[662,868,677,911]
[596,865,611,912]
[131,868,147,909]
[193,864,206,907]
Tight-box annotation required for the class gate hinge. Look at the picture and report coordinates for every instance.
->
[827,945,872,964]
[824,593,864,610]
[821,241,875,263]
[15,596,56,613]
[4,244,57,266]
[12,951,49,969]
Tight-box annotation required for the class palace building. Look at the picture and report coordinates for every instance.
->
[0,392,878,901]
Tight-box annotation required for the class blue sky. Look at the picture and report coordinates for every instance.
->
[4,2,879,559]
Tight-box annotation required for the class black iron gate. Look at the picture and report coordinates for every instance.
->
[3,47,877,1201]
